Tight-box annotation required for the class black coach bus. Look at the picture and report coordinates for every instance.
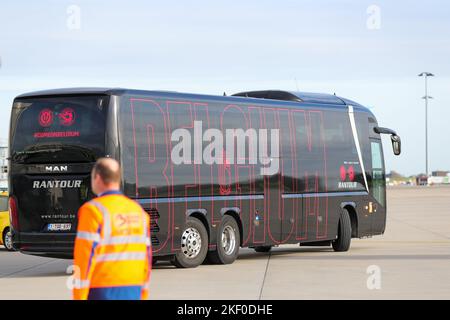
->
[8,88,401,267]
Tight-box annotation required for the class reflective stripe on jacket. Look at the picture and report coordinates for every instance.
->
[73,192,151,300]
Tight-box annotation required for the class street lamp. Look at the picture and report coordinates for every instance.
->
[418,72,434,177]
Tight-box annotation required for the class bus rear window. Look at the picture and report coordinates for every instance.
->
[10,96,109,163]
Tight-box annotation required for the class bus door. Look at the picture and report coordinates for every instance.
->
[369,138,386,233]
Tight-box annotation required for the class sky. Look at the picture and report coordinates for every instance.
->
[0,0,449,176]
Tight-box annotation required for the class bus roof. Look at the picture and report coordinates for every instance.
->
[15,87,370,112]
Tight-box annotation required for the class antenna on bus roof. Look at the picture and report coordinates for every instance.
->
[223,92,227,96]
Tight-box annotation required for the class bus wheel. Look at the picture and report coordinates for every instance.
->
[2,228,14,252]
[254,246,272,253]
[332,209,352,252]
[207,215,240,264]
[171,217,209,268]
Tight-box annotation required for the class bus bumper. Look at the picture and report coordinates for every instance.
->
[13,232,75,259]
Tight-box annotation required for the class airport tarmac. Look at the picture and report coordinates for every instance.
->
[0,186,449,300]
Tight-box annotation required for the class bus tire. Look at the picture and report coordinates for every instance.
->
[207,215,240,264]
[2,228,14,252]
[254,246,272,253]
[332,209,352,252]
[171,217,209,268]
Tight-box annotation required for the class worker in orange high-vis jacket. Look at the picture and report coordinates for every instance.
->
[73,158,151,300]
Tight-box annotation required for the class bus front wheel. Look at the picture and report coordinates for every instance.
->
[332,209,352,252]
[207,215,240,264]
[171,217,209,268]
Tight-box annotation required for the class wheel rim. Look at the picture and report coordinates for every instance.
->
[4,231,13,250]
[221,225,236,255]
[181,227,202,259]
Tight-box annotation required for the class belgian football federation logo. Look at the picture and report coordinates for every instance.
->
[338,164,357,189]
[39,109,54,127]
[340,165,355,182]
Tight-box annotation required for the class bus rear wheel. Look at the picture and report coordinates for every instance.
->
[332,209,352,252]
[171,217,209,268]
[2,228,14,252]
[207,215,240,264]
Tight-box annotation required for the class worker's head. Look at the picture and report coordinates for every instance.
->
[91,158,121,195]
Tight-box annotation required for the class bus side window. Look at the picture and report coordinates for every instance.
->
[370,141,385,206]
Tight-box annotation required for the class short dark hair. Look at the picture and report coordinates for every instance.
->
[92,158,121,185]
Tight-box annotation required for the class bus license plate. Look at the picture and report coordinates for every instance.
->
[47,223,72,231]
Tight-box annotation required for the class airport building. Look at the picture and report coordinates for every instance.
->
[428,171,450,185]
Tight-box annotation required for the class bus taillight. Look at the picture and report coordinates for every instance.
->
[9,196,19,231]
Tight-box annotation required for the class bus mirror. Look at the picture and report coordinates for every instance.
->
[391,135,401,156]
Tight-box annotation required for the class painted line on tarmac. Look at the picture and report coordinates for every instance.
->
[368,240,450,244]
[269,254,450,261]
[258,253,271,300]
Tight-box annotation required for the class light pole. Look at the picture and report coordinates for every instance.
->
[418,72,434,177]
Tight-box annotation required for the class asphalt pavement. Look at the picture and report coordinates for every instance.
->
[0,186,449,300]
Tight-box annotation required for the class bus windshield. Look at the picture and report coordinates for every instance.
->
[10,96,109,164]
